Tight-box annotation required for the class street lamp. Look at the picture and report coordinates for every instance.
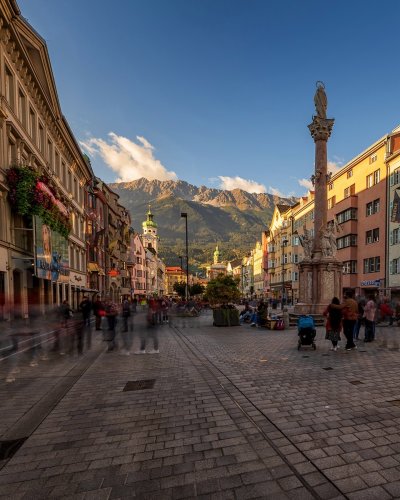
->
[281,238,288,308]
[180,212,189,301]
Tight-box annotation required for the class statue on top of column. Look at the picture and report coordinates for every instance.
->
[314,81,327,119]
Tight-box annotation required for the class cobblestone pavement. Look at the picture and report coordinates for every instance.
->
[1,312,400,499]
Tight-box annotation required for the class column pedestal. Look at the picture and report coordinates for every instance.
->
[295,257,342,315]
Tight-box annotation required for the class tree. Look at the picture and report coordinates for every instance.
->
[173,281,187,298]
[204,274,240,305]
[190,283,204,296]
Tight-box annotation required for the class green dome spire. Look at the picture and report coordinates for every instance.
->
[142,204,158,229]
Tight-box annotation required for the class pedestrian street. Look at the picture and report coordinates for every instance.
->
[2,313,400,499]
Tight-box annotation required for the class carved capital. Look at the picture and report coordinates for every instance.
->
[0,105,7,128]
[308,116,335,142]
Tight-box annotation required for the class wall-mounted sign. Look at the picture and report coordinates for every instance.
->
[360,279,381,287]
[34,216,69,282]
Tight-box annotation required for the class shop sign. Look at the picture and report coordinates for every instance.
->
[360,279,381,287]
[34,216,69,282]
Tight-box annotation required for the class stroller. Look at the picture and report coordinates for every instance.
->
[297,315,316,350]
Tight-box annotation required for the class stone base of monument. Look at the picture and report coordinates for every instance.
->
[294,258,343,315]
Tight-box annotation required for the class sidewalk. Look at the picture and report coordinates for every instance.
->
[1,315,400,498]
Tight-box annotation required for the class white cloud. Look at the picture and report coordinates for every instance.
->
[268,186,286,197]
[328,161,342,174]
[80,132,178,182]
[298,178,313,191]
[218,176,266,194]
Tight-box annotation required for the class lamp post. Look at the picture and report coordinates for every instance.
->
[281,238,288,309]
[180,212,189,301]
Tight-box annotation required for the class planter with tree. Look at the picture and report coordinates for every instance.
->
[204,274,240,326]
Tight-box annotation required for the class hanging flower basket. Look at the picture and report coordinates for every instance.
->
[6,165,72,238]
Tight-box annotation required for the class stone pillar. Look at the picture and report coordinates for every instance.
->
[295,84,342,315]
[308,116,334,258]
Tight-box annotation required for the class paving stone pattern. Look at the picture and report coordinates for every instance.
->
[1,313,400,498]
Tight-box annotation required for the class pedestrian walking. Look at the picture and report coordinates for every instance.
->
[104,296,118,352]
[342,291,358,351]
[323,297,343,351]
[79,296,92,327]
[353,297,365,340]
[92,295,105,331]
[120,297,133,355]
[136,299,159,354]
[364,294,377,342]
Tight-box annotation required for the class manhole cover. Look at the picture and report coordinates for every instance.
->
[323,367,333,370]
[123,380,156,391]
[0,438,27,460]
[349,380,363,385]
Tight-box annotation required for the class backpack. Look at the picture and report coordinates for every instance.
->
[298,315,315,331]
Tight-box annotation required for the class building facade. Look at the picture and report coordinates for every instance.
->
[0,2,94,316]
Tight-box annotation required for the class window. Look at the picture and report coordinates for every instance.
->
[366,228,379,244]
[55,150,60,178]
[344,184,355,199]
[363,257,380,273]
[17,88,26,126]
[293,254,299,264]
[390,259,400,275]
[366,169,380,188]
[366,199,380,216]
[28,107,36,142]
[347,169,353,178]
[328,196,336,209]
[47,139,53,166]
[337,234,357,249]
[328,182,334,191]
[369,153,377,164]
[292,235,299,246]
[336,208,357,224]
[390,228,400,245]
[38,123,45,154]
[292,271,299,281]
[390,168,400,186]
[5,65,14,108]
[61,161,66,184]
[343,261,357,274]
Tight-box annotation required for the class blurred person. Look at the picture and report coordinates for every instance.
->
[68,318,85,355]
[240,302,253,324]
[136,299,159,354]
[120,297,133,355]
[105,296,118,352]
[92,295,105,331]
[364,295,377,342]
[341,291,358,351]
[79,295,92,327]
[353,297,365,340]
[323,297,343,351]
[380,297,394,326]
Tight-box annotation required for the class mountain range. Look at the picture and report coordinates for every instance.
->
[108,178,296,270]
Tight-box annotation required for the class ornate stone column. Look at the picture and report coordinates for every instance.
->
[295,83,342,315]
[308,116,334,258]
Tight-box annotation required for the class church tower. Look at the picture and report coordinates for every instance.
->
[213,245,220,265]
[142,205,158,254]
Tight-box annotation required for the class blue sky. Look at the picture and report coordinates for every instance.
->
[19,0,400,196]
